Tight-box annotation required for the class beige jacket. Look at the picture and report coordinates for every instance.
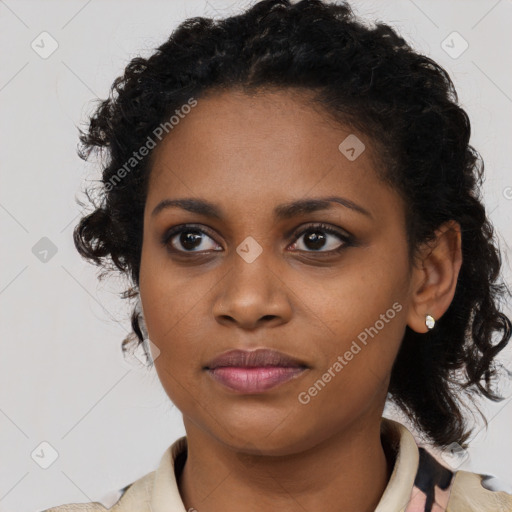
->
[42,419,512,512]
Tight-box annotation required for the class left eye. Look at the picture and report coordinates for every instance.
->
[290,224,351,253]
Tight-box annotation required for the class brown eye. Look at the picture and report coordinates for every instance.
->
[162,225,221,253]
[290,223,352,254]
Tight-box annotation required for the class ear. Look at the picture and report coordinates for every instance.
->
[407,220,463,333]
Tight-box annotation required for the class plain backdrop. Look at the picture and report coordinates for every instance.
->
[0,0,511,510]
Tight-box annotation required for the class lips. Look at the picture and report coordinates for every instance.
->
[204,348,309,393]
[204,348,308,370]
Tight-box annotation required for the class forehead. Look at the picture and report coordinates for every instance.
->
[145,88,398,222]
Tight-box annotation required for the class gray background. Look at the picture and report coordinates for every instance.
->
[0,0,511,510]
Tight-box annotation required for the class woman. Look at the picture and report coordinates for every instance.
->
[44,0,512,510]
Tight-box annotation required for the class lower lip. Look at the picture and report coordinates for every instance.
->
[206,366,306,393]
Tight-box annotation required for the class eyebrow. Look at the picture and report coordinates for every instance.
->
[151,196,372,220]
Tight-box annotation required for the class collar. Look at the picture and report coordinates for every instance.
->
[149,418,420,512]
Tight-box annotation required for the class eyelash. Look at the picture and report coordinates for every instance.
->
[161,223,354,256]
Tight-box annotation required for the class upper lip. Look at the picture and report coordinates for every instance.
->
[204,348,308,369]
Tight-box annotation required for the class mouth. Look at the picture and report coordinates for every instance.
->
[204,348,309,393]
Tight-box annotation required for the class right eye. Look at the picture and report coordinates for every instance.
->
[162,224,222,253]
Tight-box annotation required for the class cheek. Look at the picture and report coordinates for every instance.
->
[139,241,208,345]
[292,254,407,348]
[139,260,218,409]
[295,310,405,437]
[292,262,407,405]
[305,301,405,395]
[140,281,206,374]
[143,298,208,416]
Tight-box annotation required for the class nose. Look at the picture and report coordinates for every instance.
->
[212,246,293,330]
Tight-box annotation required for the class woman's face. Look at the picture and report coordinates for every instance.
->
[139,88,416,455]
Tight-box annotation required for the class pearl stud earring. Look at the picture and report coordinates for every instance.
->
[425,314,436,330]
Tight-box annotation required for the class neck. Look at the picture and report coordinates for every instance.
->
[177,416,393,512]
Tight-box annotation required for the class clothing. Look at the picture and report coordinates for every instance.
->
[41,418,512,512]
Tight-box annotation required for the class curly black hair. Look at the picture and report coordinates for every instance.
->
[73,0,511,449]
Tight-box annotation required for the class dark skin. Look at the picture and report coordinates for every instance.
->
[138,88,462,512]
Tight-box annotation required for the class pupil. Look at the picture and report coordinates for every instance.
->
[306,231,326,250]
[181,231,202,250]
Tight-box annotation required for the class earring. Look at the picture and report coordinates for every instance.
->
[134,297,152,364]
[425,314,436,330]
[142,337,154,366]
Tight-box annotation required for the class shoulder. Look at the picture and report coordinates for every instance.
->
[447,469,512,512]
[405,442,512,512]
[41,469,156,511]
[40,436,187,512]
